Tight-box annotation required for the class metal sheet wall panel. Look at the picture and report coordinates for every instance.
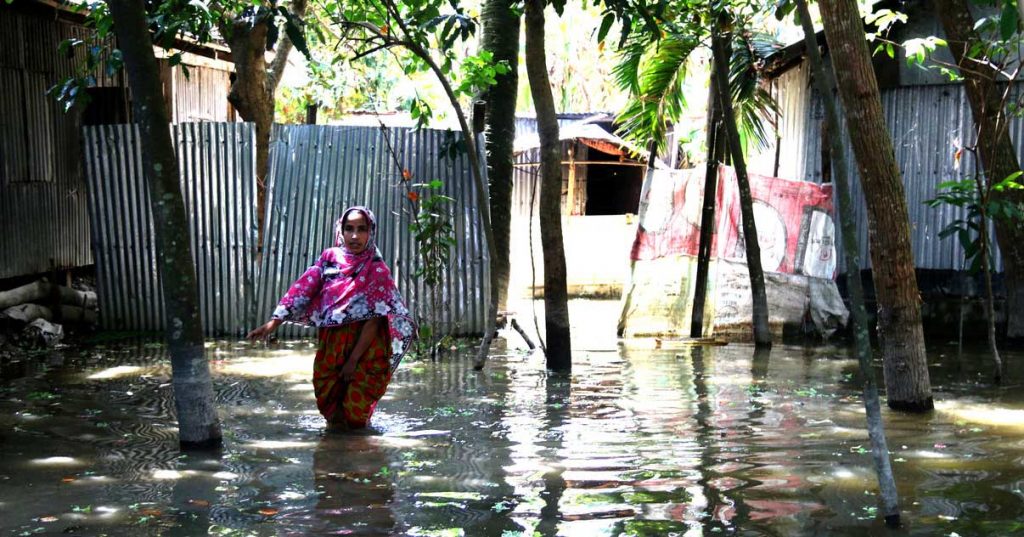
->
[24,72,56,183]
[775,73,1013,273]
[82,123,257,335]
[259,125,490,338]
[173,65,233,123]
[0,68,27,187]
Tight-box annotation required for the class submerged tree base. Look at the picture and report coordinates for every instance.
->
[887,397,935,413]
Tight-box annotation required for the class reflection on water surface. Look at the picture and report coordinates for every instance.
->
[2,310,1024,536]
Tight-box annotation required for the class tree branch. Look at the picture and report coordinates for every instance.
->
[267,0,309,94]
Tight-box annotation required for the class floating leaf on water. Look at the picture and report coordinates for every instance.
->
[139,508,162,517]
[418,492,485,501]
[61,476,76,483]
[188,499,211,507]
[37,516,58,523]
[70,505,92,513]
[258,508,279,516]
[407,527,465,537]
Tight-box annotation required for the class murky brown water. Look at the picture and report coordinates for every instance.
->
[2,301,1024,536]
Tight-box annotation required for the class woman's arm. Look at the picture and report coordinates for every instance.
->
[341,317,384,380]
[246,318,282,341]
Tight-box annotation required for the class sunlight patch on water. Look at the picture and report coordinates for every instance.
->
[245,440,317,449]
[832,467,856,479]
[218,356,312,378]
[936,401,1024,428]
[30,456,81,466]
[87,365,143,379]
[152,469,182,480]
[912,450,952,459]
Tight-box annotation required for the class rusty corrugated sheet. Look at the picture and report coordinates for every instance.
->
[259,125,490,338]
[82,123,258,335]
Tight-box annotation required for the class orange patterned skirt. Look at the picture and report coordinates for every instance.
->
[313,321,392,428]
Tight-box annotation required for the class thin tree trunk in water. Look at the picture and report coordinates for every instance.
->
[386,36,497,372]
[481,0,520,315]
[692,59,728,338]
[524,0,571,370]
[710,25,771,348]
[975,171,1004,382]
[104,0,221,448]
[797,0,900,524]
[936,0,1024,344]
[819,0,933,412]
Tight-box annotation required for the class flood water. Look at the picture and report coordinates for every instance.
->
[2,300,1024,536]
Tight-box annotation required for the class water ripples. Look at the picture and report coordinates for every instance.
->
[2,337,1024,535]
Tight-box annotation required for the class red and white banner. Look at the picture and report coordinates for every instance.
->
[631,166,837,279]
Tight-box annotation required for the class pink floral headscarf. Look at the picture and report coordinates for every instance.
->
[272,206,416,371]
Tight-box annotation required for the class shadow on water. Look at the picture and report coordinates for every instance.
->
[3,318,1024,535]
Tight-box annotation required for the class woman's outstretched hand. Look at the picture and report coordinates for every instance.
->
[247,319,282,342]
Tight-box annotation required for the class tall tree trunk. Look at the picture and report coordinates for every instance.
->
[691,54,728,339]
[481,0,520,315]
[936,0,1024,344]
[819,0,933,412]
[224,0,308,252]
[797,0,900,524]
[710,23,772,348]
[104,0,221,448]
[524,0,571,370]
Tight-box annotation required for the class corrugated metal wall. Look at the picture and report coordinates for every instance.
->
[0,5,96,279]
[82,123,258,335]
[1,3,236,282]
[171,62,235,123]
[759,65,1017,273]
[258,125,490,338]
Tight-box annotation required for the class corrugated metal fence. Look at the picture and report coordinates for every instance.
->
[83,123,489,337]
[766,71,1015,272]
[258,125,490,338]
[83,123,258,334]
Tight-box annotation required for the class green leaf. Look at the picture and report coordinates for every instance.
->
[1001,2,1019,40]
[597,12,615,43]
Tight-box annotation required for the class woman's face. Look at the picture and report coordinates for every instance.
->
[342,211,370,254]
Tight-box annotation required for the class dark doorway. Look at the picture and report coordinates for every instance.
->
[82,87,131,126]
[584,148,644,215]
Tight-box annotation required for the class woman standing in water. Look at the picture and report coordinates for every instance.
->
[247,207,415,430]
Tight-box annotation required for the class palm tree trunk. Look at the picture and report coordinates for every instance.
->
[797,0,900,524]
[819,0,933,412]
[936,0,1024,344]
[524,0,571,370]
[104,0,222,448]
[481,0,520,315]
[710,24,771,348]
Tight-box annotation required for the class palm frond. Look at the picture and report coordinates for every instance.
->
[615,34,697,154]
[728,32,781,152]
[612,36,649,95]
